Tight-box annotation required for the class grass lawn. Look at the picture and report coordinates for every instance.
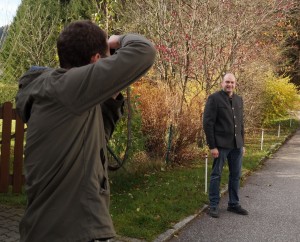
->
[0,118,299,241]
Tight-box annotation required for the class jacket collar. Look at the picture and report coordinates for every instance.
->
[220,90,235,98]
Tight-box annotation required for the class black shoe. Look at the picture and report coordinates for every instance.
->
[227,205,248,215]
[209,207,219,218]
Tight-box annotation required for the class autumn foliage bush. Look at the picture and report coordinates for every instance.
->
[170,97,205,163]
[132,80,205,164]
[132,81,170,158]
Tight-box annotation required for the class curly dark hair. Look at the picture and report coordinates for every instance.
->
[57,20,108,69]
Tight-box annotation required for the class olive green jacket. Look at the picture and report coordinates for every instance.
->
[16,34,156,242]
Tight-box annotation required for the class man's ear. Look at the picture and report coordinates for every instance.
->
[90,53,100,63]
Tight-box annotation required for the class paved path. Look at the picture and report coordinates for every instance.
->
[168,129,300,242]
[0,206,23,242]
[1,130,300,242]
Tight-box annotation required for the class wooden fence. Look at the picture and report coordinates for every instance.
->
[0,102,25,193]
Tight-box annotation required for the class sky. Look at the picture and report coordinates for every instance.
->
[0,0,22,27]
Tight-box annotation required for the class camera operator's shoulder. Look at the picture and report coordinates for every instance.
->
[50,68,68,76]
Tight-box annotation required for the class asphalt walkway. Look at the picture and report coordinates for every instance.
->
[1,129,300,242]
[167,129,300,242]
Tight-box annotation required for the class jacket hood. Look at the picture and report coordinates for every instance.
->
[16,66,52,123]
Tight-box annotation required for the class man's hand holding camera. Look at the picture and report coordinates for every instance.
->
[108,35,121,54]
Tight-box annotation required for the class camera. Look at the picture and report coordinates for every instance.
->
[110,48,116,55]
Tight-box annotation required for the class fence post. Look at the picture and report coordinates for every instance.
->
[0,102,13,193]
[278,123,281,137]
[290,119,292,127]
[205,154,208,194]
[260,129,264,151]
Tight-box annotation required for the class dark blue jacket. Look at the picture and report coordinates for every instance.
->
[203,90,244,149]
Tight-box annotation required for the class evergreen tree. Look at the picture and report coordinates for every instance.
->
[0,0,62,84]
[286,7,300,87]
[278,3,300,87]
[0,0,126,86]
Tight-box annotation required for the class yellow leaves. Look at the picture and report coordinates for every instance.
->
[263,74,299,122]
